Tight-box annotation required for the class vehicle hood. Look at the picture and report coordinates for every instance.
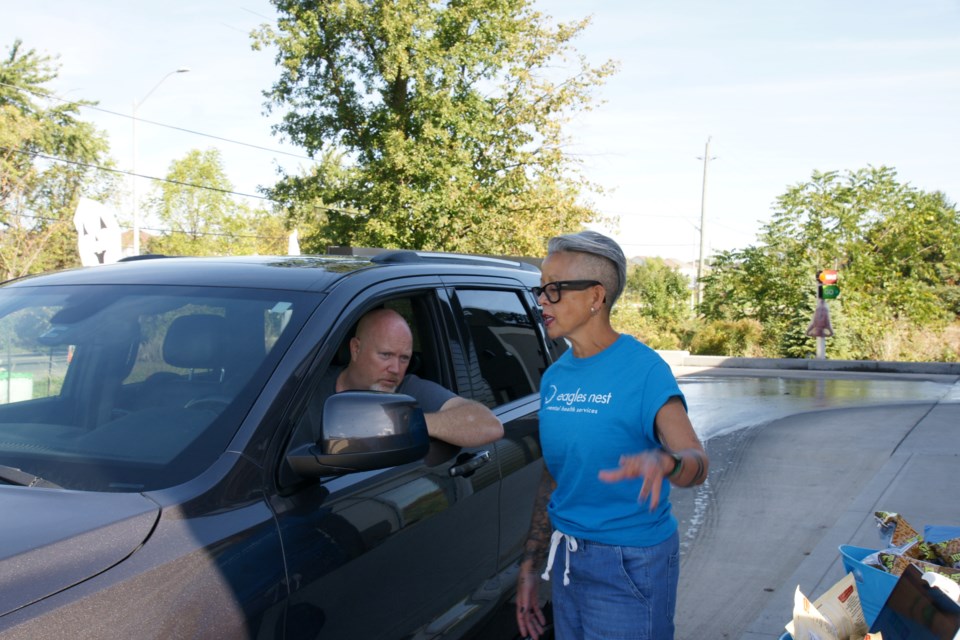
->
[0,486,160,618]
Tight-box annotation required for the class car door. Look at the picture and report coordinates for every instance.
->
[442,279,564,577]
[268,281,501,640]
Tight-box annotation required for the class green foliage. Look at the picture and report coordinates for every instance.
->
[688,318,765,357]
[254,0,618,256]
[623,258,691,326]
[699,167,960,360]
[610,258,690,349]
[858,318,960,362]
[0,40,117,279]
[846,189,959,326]
[611,258,692,348]
[146,148,289,256]
[611,311,682,350]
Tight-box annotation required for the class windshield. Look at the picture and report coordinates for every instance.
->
[0,283,317,492]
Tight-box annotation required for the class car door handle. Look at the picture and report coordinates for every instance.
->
[448,450,491,477]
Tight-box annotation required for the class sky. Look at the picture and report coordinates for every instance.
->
[4,1,960,263]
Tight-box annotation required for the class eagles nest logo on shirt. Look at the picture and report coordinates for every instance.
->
[543,385,614,414]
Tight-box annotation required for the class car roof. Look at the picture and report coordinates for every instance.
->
[2,252,541,293]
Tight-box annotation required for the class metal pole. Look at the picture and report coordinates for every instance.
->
[696,136,712,307]
[132,101,139,256]
[131,68,189,256]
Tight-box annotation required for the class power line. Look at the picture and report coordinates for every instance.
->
[618,242,699,248]
[0,80,314,162]
[0,145,364,216]
[6,211,290,242]
[1,80,364,215]
[600,209,699,221]
[5,145,728,251]
[2,145,271,200]
[88,104,312,161]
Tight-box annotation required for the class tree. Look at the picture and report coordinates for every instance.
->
[0,40,116,279]
[146,148,290,256]
[699,167,960,359]
[848,188,960,324]
[254,0,617,256]
[624,258,691,325]
[611,258,691,349]
[698,244,813,356]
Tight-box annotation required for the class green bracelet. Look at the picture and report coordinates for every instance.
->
[667,452,683,478]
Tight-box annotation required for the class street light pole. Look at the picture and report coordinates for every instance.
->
[131,68,189,256]
[695,136,717,308]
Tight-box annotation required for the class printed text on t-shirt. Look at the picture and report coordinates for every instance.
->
[543,385,613,414]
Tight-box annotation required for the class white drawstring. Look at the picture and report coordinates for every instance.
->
[541,530,579,586]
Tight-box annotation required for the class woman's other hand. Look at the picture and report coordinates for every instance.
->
[516,562,547,639]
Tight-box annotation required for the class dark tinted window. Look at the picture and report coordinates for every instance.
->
[456,289,546,406]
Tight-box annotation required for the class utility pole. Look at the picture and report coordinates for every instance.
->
[695,136,716,307]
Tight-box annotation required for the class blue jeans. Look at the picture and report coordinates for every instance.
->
[549,531,680,640]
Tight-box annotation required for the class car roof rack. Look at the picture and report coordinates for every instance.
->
[118,254,175,262]
[371,250,539,272]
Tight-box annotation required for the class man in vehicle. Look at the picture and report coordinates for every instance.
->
[314,307,503,448]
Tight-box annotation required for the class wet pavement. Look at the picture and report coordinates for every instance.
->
[664,364,960,640]
[678,368,959,441]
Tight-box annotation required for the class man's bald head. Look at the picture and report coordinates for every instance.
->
[340,309,414,393]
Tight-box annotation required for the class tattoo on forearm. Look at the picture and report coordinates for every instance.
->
[522,471,555,568]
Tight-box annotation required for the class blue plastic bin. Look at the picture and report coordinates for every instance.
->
[924,524,960,544]
[839,544,898,628]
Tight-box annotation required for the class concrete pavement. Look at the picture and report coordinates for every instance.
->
[660,356,960,640]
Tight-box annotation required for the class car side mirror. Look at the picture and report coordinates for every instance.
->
[285,391,429,477]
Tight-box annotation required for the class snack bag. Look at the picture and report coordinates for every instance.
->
[891,555,960,584]
[931,537,960,569]
[874,512,920,548]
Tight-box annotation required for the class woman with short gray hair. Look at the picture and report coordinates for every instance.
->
[546,230,627,308]
[517,230,709,640]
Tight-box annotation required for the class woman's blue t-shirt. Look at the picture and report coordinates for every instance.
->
[539,334,686,547]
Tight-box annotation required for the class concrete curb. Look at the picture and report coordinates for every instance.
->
[656,351,960,376]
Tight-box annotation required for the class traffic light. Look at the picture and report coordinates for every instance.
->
[817,270,840,299]
[819,284,840,299]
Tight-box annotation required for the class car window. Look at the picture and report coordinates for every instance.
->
[284,294,442,455]
[0,303,74,403]
[0,284,314,492]
[124,302,292,385]
[455,288,547,407]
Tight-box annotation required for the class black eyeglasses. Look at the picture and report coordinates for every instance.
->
[531,280,602,303]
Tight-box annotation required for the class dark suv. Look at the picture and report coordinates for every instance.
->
[0,252,563,639]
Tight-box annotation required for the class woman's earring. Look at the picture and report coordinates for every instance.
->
[590,307,596,314]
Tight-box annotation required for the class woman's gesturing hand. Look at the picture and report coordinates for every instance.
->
[598,450,674,510]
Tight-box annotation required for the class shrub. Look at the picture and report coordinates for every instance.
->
[688,319,765,356]
[611,309,683,350]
